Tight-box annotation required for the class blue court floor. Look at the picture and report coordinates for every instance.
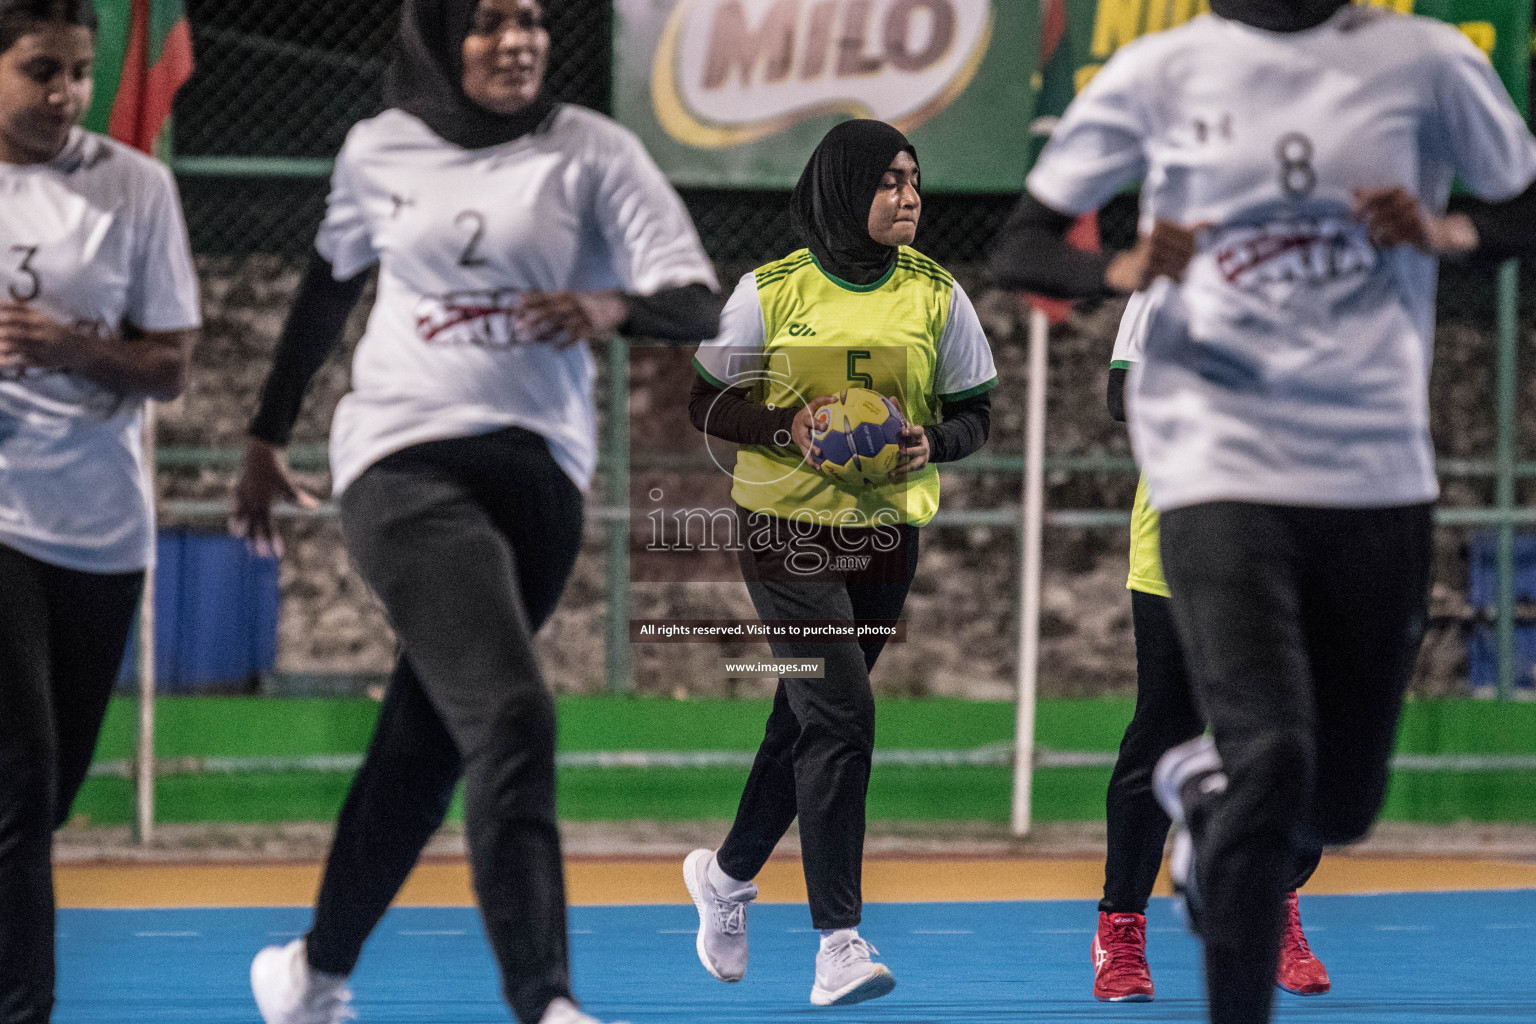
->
[56,891,1535,1023]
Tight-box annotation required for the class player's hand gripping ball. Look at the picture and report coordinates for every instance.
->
[810,388,907,486]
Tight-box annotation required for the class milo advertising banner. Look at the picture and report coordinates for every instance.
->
[614,0,1040,190]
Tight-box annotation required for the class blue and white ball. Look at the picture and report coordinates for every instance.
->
[811,388,906,487]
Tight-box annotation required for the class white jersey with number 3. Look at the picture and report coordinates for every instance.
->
[1029,7,1536,511]
[0,129,200,572]
[317,105,717,494]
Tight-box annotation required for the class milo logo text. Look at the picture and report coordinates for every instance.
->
[652,0,994,147]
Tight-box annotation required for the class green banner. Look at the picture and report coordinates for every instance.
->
[614,0,1040,191]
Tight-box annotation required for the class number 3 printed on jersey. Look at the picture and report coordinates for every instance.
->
[8,244,40,302]
[1275,133,1317,199]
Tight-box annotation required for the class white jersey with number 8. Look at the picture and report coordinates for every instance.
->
[1029,7,1536,511]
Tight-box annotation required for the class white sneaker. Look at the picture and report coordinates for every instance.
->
[1153,735,1226,932]
[1152,735,1224,828]
[810,931,896,1006]
[251,939,355,1024]
[538,996,631,1024]
[683,848,757,982]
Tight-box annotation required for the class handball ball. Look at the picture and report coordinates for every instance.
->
[811,388,906,486]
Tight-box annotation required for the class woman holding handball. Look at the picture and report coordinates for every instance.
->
[0,1,200,1021]
[684,119,997,1007]
[232,1,719,1022]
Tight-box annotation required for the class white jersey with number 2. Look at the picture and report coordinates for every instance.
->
[317,105,717,495]
[1029,7,1536,511]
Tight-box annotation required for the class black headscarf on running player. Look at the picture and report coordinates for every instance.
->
[792,120,918,286]
[1208,0,1349,32]
[384,0,555,150]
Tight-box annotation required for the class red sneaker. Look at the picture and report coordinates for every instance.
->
[1093,912,1154,1002]
[1276,891,1331,995]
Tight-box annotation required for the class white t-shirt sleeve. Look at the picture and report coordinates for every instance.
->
[126,163,200,332]
[315,140,380,280]
[1025,46,1151,215]
[1110,289,1152,367]
[1431,31,1536,201]
[594,130,718,296]
[935,281,997,399]
[693,271,763,387]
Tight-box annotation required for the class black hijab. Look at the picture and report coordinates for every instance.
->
[383,0,555,150]
[793,120,918,286]
[1209,0,1350,32]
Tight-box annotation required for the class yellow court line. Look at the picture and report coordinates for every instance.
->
[55,856,1536,909]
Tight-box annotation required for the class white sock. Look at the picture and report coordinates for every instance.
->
[819,927,859,950]
[538,997,580,1023]
[707,853,752,897]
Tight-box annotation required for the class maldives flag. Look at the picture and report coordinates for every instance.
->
[82,0,194,154]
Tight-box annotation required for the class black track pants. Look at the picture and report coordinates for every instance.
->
[0,544,143,1024]
[1101,589,1205,915]
[1101,589,1320,915]
[715,517,918,930]
[304,428,584,1024]
[1159,502,1432,1024]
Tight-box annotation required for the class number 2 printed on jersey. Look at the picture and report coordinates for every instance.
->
[456,210,489,268]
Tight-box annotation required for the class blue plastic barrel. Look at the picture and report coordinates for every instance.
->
[117,530,280,692]
[1465,532,1536,696]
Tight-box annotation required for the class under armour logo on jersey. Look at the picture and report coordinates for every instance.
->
[389,194,416,218]
[1192,114,1233,144]
[787,323,817,337]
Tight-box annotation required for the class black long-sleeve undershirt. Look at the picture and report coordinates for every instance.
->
[926,390,992,463]
[624,282,723,341]
[989,192,1115,300]
[1463,178,1536,263]
[1107,366,1129,424]
[688,371,991,464]
[249,251,369,447]
[249,250,725,447]
[687,372,799,449]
